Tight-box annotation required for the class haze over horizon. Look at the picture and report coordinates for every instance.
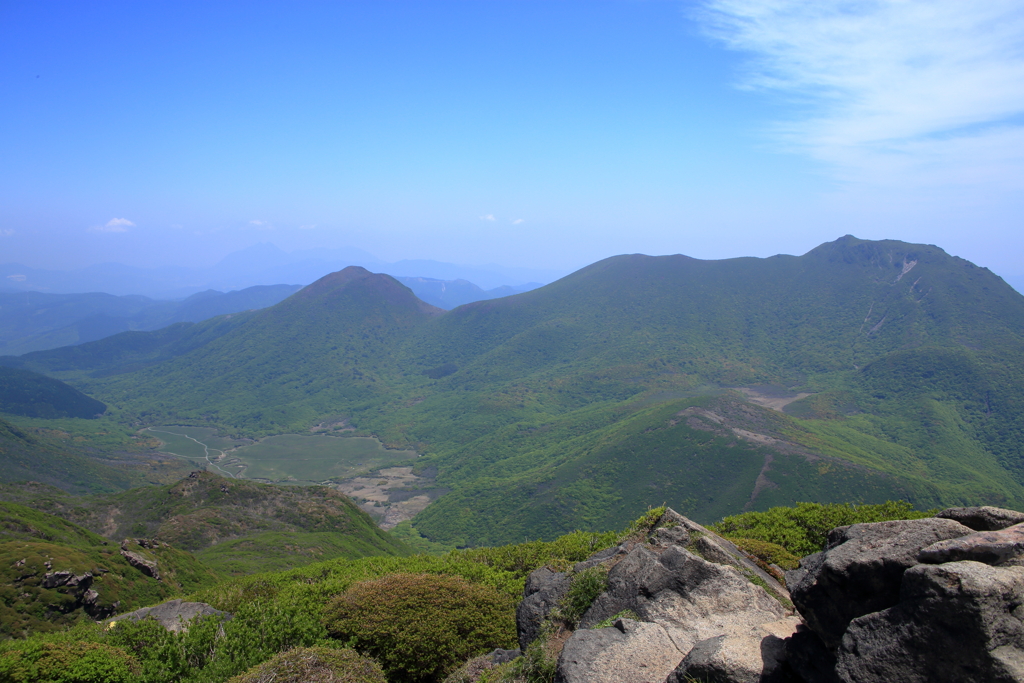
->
[3,1,1023,285]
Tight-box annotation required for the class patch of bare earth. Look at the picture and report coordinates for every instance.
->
[332,467,447,530]
[735,386,812,412]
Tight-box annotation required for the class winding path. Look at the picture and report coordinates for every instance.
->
[146,427,237,478]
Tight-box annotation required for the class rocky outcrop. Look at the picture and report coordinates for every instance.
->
[935,506,1024,531]
[918,522,1024,565]
[786,507,1024,683]
[517,566,571,650]
[579,543,793,657]
[514,508,799,683]
[786,518,972,649]
[837,561,1024,682]
[506,504,1024,683]
[41,570,92,589]
[120,538,160,579]
[557,618,683,683]
[111,598,231,632]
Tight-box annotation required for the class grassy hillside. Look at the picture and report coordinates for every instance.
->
[0,501,222,638]
[0,472,413,575]
[3,237,1023,545]
[0,415,197,495]
[0,367,105,419]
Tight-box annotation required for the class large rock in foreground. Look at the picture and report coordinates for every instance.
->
[935,506,1024,531]
[520,508,798,683]
[787,518,972,649]
[837,561,1024,683]
[555,618,683,683]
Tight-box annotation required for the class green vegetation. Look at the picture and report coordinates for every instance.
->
[0,472,412,577]
[0,502,222,638]
[0,518,627,679]
[233,434,416,483]
[0,367,106,419]
[710,500,934,557]
[0,636,140,683]
[0,503,937,682]
[228,646,386,683]
[146,427,419,484]
[4,238,1024,546]
[591,610,639,629]
[556,566,607,628]
[323,573,515,682]
[726,538,800,571]
[0,416,196,495]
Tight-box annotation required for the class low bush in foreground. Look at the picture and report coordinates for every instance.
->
[228,646,385,683]
[323,573,516,683]
[0,638,140,683]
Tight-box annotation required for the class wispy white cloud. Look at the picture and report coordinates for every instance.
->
[698,1,1024,190]
[298,223,317,230]
[91,218,134,232]
[0,229,14,237]
[479,214,496,221]
[248,219,273,230]
[511,218,525,225]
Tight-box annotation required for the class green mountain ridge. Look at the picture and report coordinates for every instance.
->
[0,472,413,576]
[0,284,303,356]
[0,367,106,419]
[3,237,1023,545]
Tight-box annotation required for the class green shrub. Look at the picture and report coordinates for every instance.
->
[591,610,639,629]
[711,501,932,557]
[227,646,385,683]
[322,573,516,683]
[557,566,608,628]
[456,530,619,576]
[726,538,800,571]
[0,640,139,683]
[485,635,557,683]
[620,506,667,543]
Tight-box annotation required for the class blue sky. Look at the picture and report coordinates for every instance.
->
[2,1,1023,283]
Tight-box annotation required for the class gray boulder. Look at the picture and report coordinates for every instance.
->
[658,509,789,600]
[667,631,794,683]
[488,648,521,665]
[785,627,841,683]
[555,618,684,683]
[788,518,972,649]
[577,542,800,683]
[516,566,571,650]
[112,598,230,632]
[936,506,1024,531]
[919,522,1024,566]
[579,543,790,651]
[570,544,626,573]
[836,561,1024,683]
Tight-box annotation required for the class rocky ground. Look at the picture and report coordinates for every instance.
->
[476,504,1024,682]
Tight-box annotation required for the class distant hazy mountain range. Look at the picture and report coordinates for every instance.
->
[0,277,539,356]
[6,235,1023,546]
[0,285,303,356]
[0,243,564,299]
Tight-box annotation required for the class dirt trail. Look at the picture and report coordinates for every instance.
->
[146,427,237,479]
